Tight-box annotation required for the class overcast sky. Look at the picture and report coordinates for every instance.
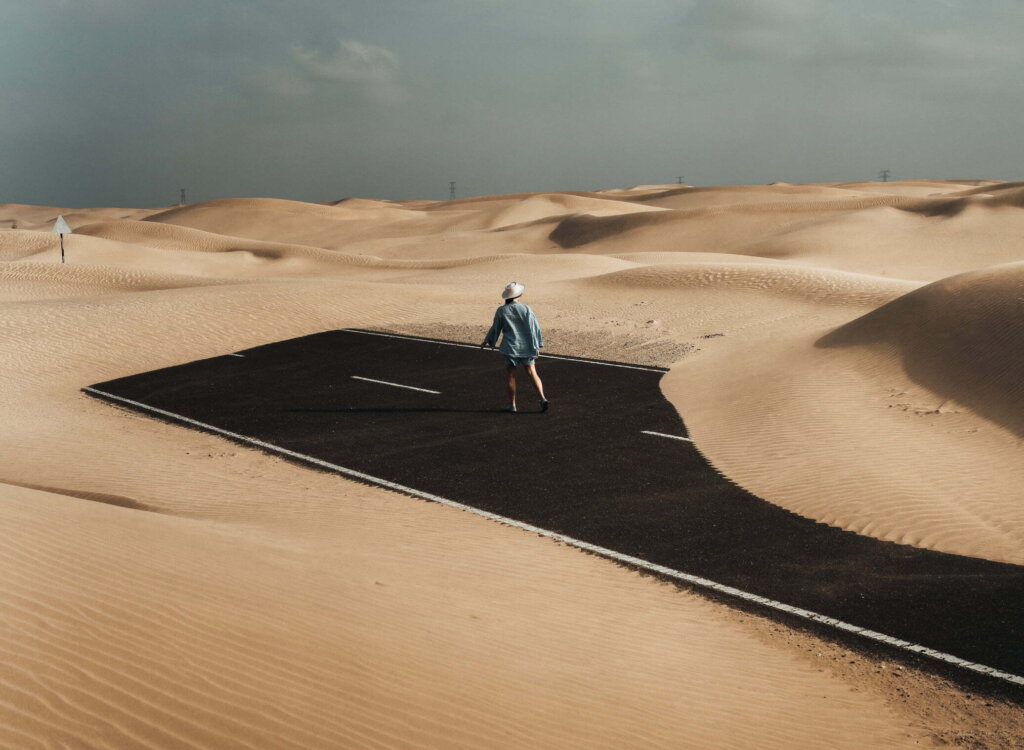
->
[2,0,1022,207]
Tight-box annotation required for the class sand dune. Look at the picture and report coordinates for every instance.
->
[611,251,786,266]
[740,201,1024,279]
[660,262,1024,566]
[575,261,913,305]
[2,180,1023,747]
[0,275,926,749]
[375,253,641,285]
[0,229,56,260]
[827,180,994,196]
[146,194,660,258]
[0,261,232,301]
[423,190,614,210]
[148,196,417,224]
[546,200,906,254]
[820,262,1024,438]
[628,183,881,210]
[75,219,372,276]
[549,192,1024,281]
[946,180,1024,197]
[0,203,163,230]
[463,192,666,231]
[146,197,427,249]
[73,220,639,285]
[0,481,921,750]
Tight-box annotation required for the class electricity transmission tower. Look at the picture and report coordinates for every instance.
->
[878,169,890,183]
[449,181,456,201]
[179,188,187,205]
[677,176,684,185]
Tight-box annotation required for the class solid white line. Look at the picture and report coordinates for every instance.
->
[227,353,246,358]
[351,376,440,395]
[641,430,693,443]
[340,329,669,373]
[80,384,1024,689]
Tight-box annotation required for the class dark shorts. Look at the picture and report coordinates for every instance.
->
[503,355,537,367]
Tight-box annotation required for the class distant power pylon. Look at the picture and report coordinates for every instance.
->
[878,169,890,183]
[677,176,684,185]
[449,181,456,201]
[179,188,187,205]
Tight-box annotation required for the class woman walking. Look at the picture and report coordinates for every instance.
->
[480,282,549,413]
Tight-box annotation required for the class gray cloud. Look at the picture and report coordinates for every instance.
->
[1,0,1023,208]
[686,0,1023,67]
[289,39,403,102]
[292,40,398,84]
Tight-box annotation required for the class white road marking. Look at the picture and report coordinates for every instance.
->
[81,384,1024,689]
[642,430,693,442]
[351,376,440,395]
[341,329,669,374]
[227,353,246,358]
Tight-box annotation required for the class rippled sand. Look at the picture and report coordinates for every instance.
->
[2,181,1023,748]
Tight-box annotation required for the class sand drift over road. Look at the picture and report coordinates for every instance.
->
[85,329,1024,683]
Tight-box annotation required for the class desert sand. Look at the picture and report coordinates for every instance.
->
[1,181,1022,748]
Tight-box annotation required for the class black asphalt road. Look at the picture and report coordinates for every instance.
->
[85,329,1024,682]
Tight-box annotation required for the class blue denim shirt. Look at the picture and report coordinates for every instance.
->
[484,301,543,357]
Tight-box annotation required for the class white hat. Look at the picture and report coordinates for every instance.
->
[501,281,525,299]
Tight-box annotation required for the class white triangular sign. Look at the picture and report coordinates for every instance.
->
[52,215,72,234]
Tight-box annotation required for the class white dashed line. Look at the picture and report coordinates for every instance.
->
[351,376,441,395]
[227,353,246,358]
[80,384,1024,689]
[641,430,693,442]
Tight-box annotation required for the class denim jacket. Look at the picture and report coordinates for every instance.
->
[484,302,543,356]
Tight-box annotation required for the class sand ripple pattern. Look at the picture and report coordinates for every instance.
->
[3,182,1023,745]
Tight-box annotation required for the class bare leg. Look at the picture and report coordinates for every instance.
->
[525,364,546,401]
[506,364,517,408]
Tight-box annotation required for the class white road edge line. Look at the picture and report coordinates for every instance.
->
[340,328,669,374]
[351,375,440,395]
[81,384,1024,689]
[641,430,693,443]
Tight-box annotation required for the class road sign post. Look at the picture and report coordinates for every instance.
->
[52,215,72,264]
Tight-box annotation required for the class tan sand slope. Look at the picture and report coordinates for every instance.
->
[449,192,667,231]
[129,184,1024,280]
[0,275,929,749]
[740,200,1024,280]
[574,261,913,306]
[661,261,1024,566]
[0,203,163,230]
[145,193,667,258]
[629,183,884,210]
[544,193,938,253]
[549,192,1024,280]
[145,197,427,249]
[5,182,1024,567]
[0,478,923,750]
[827,180,996,196]
[2,180,1024,747]
[819,262,1024,437]
[0,261,233,302]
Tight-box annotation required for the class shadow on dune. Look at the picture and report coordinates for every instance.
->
[946,181,1024,197]
[548,211,681,249]
[816,263,1024,437]
[896,186,1024,218]
[5,481,155,512]
[896,197,972,218]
